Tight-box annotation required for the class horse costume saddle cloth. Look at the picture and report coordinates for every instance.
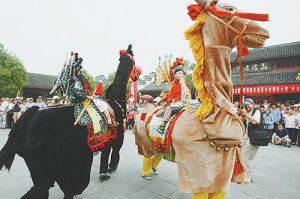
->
[145,101,201,161]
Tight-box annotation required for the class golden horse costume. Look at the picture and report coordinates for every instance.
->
[134,1,269,198]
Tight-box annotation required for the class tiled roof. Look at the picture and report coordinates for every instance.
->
[25,72,57,89]
[140,82,168,92]
[232,70,300,86]
[230,41,300,63]
[140,70,300,92]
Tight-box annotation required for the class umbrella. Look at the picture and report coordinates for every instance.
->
[140,94,154,101]
[153,96,161,102]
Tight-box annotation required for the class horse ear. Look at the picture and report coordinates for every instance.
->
[195,0,208,7]
[127,44,134,56]
[212,0,219,5]
[195,0,211,11]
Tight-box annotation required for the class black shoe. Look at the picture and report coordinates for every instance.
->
[108,166,118,173]
[99,173,111,182]
[64,195,74,199]
[152,168,158,175]
[21,187,49,199]
[142,174,151,180]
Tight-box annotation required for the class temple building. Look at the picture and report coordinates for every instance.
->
[140,41,300,104]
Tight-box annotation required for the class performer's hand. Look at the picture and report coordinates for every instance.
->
[87,96,94,100]
[239,108,246,118]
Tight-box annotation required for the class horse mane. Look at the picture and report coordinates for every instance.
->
[105,53,133,101]
[184,12,214,121]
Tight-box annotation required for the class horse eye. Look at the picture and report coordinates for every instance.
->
[226,7,234,11]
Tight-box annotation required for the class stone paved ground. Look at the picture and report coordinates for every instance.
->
[0,128,299,199]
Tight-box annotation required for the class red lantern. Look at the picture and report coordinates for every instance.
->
[130,65,142,80]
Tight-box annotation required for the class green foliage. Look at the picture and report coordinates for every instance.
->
[82,69,96,92]
[0,43,28,97]
[103,71,116,94]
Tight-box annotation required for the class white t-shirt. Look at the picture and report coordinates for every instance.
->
[284,114,297,128]
[7,102,13,111]
[246,108,261,133]
[0,101,9,112]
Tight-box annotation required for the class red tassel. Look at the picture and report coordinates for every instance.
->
[233,162,244,175]
[237,47,250,57]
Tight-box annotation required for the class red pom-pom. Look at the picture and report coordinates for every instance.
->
[119,50,127,56]
[71,52,74,56]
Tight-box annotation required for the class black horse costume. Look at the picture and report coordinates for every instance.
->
[0,44,137,199]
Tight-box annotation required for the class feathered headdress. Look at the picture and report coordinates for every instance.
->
[169,58,186,81]
[50,52,84,96]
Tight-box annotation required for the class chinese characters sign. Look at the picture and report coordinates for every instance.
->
[233,84,300,95]
[232,61,272,74]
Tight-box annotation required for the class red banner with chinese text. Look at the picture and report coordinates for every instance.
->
[233,84,300,95]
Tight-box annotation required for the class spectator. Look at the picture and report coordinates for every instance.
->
[36,96,46,108]
[279,103,286,115]
[46,98,52,107]
[127,110,134,130]
[283,109,297,145]
[20,99,27,114]
[260,105,266,115]
[12,97,22,124]
[52,96,60,106]
[294,104,300,116]
[0,98,9,128]
[6,98,14,128]
[270,103,281,130]
[263,109,274,143]
[26,98,36,109]
[263,100,269,109]
[295,104,300,147]
[272,123,291,147]
[240,98,261,183]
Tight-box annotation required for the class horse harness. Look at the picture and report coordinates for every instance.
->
[206,12,251,108]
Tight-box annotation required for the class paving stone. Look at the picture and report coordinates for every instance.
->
[1,128,300,199]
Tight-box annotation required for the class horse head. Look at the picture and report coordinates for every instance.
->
[193,0,270,50]
[105,44,141,101]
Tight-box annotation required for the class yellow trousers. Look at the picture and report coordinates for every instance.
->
[193,192,226,199]
[142,156,163,176]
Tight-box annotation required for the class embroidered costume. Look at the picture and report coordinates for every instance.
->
[157,58,191,133]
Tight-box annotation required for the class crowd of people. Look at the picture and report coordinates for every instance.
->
[0,95,67,128]
[233,100,300,147]
[2,95,299,149]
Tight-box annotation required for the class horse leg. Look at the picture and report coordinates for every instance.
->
[21,157,54,199]
[108,125,124,169]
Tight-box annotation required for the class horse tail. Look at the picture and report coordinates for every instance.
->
[0,106,39,170]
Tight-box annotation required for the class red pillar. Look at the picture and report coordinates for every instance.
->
[129,81,137,102]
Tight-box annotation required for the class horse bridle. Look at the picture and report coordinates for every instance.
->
[127,53,139,81]
[206,11,251,107]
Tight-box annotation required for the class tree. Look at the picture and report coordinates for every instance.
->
[0,43,28,97]
[82,69,96,92]
[102,71,116,94]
